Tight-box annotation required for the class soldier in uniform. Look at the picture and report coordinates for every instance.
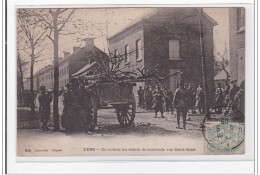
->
[215,83,224,114]
[153,84,165,118]
[38,86,52,131]
[233,80,245,121]
[186,83,195,114]
[227,80,240,116]
[144,85,153,110]
[137,86,145,109]
[173,81,188,129]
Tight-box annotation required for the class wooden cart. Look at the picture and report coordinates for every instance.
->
[87,82,136,127]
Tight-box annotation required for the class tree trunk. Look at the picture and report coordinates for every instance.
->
[17,51,24,95]
[53,18,60,131]
[30,57,35,113]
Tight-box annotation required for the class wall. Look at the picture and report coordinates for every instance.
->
[109,24,145,102]
[143,9,215,105]
[229,8,245,84]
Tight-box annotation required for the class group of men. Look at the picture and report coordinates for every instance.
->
[137,81,198,129]
[215,79,245,118]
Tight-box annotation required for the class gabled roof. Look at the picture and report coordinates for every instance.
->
[108,8,218,40]
[72,61,97,77]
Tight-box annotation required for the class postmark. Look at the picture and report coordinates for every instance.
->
[202,106,245,154]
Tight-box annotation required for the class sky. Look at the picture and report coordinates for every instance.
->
[20,8,230,78]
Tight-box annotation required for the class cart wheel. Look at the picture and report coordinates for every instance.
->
[88,93,98,131]
[116,93,136,127]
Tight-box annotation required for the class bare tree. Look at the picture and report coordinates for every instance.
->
[17,9,47,113]
[214,45,229,83]
[37,9,75,131]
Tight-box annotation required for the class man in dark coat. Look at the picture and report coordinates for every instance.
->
[138,86,145,109]
[233,80,245,121]
[153,84,165,118]
[215,83,224,114]
[228,80,240,116]
[173,81,188,129]
[144,85,153,110]
[38,86,52,131]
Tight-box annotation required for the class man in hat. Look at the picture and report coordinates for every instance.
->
[233,80,245,120]
[138,86,145,109]
[153,84,165,118]
[38,86,52,131]
[228,80,240,115]
[173,80,188,129]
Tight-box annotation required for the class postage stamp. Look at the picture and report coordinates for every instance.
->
[203,106,245,154]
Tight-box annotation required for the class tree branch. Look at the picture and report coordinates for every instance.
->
[58,9,75,32]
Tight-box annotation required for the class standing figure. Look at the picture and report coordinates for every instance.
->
[173,81,188,129]
[61,83,72,133]
[63,79,88,133]
[168,90,174,114]
[233,80,245,121]
[228,80,240,115]
[38,86,52,131]
[195,84,204,113]
[186,83,195,114]
[162,85,170,113]
[137,86,145,109]
[215,83,224,114]
[144,85,153,110]
[153,84,165,118]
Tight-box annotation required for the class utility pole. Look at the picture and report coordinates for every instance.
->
[199,8,209,113]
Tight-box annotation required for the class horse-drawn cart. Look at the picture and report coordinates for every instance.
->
[88,82,136,127]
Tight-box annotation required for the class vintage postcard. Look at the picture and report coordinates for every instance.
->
[16,7,245,157]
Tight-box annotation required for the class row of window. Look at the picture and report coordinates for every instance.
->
[114,39,142,63]
[40,71,53,82]
[60,65,69,77]
[114,39,180,63]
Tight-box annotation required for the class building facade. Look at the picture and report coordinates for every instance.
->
[109,8,216,105]
[229,7,245,84]
[23,38,107,91]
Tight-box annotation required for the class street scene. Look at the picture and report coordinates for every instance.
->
[16,7,245,156]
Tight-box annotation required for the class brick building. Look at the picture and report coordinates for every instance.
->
[229,8,245,84]
[24,38,107,91]
[108,8,217,105]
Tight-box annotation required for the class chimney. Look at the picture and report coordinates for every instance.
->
[84,38,94,47]
[73,47,80,53]
[63,51,70,58]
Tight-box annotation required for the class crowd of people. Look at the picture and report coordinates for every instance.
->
[22,77,245,132]
[137,82,206,115]
[137,79,245,128]
[215,80,245,118]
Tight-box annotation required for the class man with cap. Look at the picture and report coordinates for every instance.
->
[137,86,145,109]
[173,80,188,129]
[228,80,240,115]
[38,86,52,131]
[152,84,165,118]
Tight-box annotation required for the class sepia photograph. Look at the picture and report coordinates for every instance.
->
[16,7,245,156]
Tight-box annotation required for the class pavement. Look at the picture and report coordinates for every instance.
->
[17,104,206,138]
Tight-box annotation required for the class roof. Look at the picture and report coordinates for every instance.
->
[214,66,230,81]
[108,8,218,40]
[72,61,97,77]
[108,9,159,40]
